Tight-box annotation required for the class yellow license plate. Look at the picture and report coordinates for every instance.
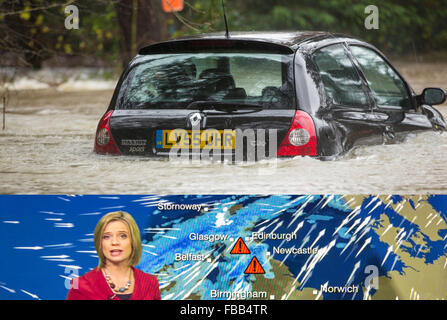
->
[156,129,235,149]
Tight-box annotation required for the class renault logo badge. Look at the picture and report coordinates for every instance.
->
[188,112,206,128]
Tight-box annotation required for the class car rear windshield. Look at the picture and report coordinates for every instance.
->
[116,52,296,110]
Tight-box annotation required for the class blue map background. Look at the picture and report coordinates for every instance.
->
[1,195,446,300]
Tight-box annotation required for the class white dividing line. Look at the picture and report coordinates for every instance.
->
[0,285,16,293]
[279,245,295,266]
[160,235,177,240]
[381,245,393,266]
[58,264,82,270]
[333,217,350,237]
[44,243,73,248]
[14,246,44,250]
[40,211,65,215]
[45,259,74,262]
[54,223,74,228]
[132,196,163,202]
[173,264,191,271]
[320,195,334,209]
[79,212,102,216]
[59,275,75,281]
[261,218,281,233]
[367,201,382,214]
[340,234,357,255]
[346,261,361,285]
[363,197,376,209]
[292,221,304,238]
[182,270,201,287]
[390,256,398,271]
[225,238,238,254]
[363,286,371,300]
[395,229,405,240]
[355,237,371,258]
[315,282,328,300]
[143,250,158,256]
[381,224,393,237]
[145,228,181,231]
[284,285,296,300]
[162,293,175,300]
[425,214,437,228]
[159,282,173,290]
[346,218,361,235]
[269,221,284,236]
[353,216,371,237]
[20,289,39,299]
[309,229,325,250]
[40,255,70,259]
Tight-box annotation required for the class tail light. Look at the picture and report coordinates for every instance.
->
[94,110,121,155]
[277,110,317,156]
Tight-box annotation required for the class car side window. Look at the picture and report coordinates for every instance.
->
[313,44,369,107]
[349,46,411,109]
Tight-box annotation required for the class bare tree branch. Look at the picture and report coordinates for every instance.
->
[0,0,74,16]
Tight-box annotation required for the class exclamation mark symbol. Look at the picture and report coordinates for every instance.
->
[230,237,250,255]
[244,256,265,274]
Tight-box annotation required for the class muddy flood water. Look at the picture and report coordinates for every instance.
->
[0,62,446,194]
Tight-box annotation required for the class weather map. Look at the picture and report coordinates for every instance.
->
[1,195,446,300]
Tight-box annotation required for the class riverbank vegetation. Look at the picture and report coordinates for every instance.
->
[1,0,446,69]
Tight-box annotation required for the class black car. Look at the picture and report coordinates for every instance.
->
[94,31,446,160]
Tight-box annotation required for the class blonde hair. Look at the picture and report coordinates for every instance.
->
[94,211,142,269]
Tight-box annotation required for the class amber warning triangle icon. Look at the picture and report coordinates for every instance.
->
[230,237,250,254]
[244,256,265,274]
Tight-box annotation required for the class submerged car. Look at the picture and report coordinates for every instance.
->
[94,31,446,160]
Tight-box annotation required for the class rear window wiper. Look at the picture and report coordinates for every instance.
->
[186,101,263,112]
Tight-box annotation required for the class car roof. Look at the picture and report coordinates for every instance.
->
[138,31,360,55]
[177,31,334,46]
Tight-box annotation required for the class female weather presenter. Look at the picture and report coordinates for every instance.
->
[67,211,161,300]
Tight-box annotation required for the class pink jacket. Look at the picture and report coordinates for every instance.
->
[67,267,161,300]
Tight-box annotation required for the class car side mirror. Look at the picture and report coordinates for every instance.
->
[419,88,446,106]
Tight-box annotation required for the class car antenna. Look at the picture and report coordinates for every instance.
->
[221,0,230,39]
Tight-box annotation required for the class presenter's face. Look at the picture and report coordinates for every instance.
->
[102,220,132,266]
